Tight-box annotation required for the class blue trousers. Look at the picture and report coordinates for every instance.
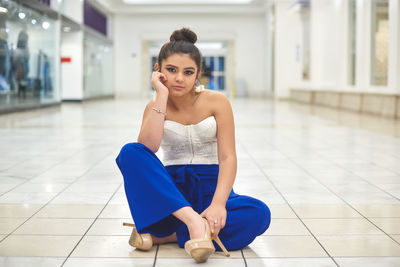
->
[116,142,271,251]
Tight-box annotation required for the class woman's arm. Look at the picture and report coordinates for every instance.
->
[137,72,169,153]
[200,91,237,236]
[212,93,237,207]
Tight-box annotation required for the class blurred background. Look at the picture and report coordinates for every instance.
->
[0,0,398,118]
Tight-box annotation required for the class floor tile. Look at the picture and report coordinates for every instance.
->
[64,257,154,267]
[108,192,129,204]
[155,258,245,267]
[291,204,361,218]
[87,218,131,235]
[392,235,400,243]
[263,218,310,236]
[352,204,400,217]
[71,235,157,258]
[50,192,113,204]
[267,204,297,218]
[0,235,81,256]
[99,204,131,218]
[34,204,104,218]
[11,183,69,193]
[0,192,58,204]
[0,204,43,217]
[246,258,336,267]
[370,218,400,234]
[0,184,19,194]
[0,256,65,267]
[64,183,121,193]
[303,218,383,235]
[0,218,26,234]
[156,243,242,258]
[14,218,94,235]
[242,236,328,258]
[334,257,400,267]
[317,235,400,256]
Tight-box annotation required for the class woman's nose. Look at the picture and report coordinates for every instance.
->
[175,72,184,82]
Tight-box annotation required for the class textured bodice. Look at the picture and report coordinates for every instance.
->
[160,116,218,166]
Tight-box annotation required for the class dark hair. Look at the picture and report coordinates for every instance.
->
[157,28,202,75]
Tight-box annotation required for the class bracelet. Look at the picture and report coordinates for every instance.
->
[152,107,167,116]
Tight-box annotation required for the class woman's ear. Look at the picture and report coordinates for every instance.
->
[154,63,160,71]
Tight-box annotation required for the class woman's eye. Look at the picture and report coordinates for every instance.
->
[185,71,194,75]
[166,68,176,72]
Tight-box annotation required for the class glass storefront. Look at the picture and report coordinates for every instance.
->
[83,32,114,99]
[0,0,58,112]
[371,0,389,86]
[348,0,356,86]
[300,0,311,81]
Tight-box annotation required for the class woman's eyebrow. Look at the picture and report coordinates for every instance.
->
[165,64,195,70]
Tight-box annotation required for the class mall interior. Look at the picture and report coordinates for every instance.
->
[0,0,399,266]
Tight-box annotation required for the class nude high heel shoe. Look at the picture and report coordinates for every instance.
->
[184,218,215,263]
[212,235,230,257]
[123,222,153,251]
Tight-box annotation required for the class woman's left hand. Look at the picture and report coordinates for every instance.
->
[200,203,227,238]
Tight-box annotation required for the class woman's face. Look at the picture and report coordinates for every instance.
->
[159,53,198,97]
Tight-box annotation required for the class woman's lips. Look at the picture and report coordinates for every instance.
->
[172,86,185,90]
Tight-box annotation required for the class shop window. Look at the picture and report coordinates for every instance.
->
[300,0,311,81]
[83,33,113,98]
[371,0,389,86]
[0,0,57,111]
[201,56,225,90]
[348,0,356,85]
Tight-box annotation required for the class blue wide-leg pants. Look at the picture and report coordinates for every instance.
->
[116,142,271,251]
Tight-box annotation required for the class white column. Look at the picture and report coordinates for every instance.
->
[388,0,400,93]
[61,31,84,100]
[355,0,371,92]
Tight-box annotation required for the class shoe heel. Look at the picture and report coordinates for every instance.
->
[184,218,216,263]
[212,236,230,257]
[122,222,153,251]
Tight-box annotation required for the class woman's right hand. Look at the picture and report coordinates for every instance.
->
[151,71,169,96]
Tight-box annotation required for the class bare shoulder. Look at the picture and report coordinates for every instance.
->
[200,89,231,112]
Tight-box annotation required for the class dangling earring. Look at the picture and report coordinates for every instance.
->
[194,80,205,93]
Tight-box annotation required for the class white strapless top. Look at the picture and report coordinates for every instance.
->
[160,116,218,166]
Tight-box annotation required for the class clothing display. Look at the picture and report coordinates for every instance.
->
[116,117,271,251]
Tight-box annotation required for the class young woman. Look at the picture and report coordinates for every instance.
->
[117,28,271,263]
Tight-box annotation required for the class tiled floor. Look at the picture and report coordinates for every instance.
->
[0,98,400,267]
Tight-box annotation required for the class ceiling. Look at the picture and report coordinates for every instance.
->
[92,0,270,15]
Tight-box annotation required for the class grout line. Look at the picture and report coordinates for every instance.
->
[241,249,248,267]
[250,121,400,248]
[60,183,123,267]
[153,244,159,267]
[283,149,400,247]
[240,141,340,267]
[0,145,106,244]
[0,142,96,199]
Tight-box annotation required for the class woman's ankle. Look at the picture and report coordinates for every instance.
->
[172,206,205,240]
[152,232,177,244]
[187,216,206,240]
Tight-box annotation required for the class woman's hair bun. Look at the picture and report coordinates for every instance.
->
[170,28,197,44]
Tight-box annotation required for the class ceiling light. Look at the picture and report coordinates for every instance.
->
[42,21,50,30]
[31,19,37,25]
[123,0,252,4]
[197,42,224,50]
[0,7,8,13]
[18,12,26,19]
